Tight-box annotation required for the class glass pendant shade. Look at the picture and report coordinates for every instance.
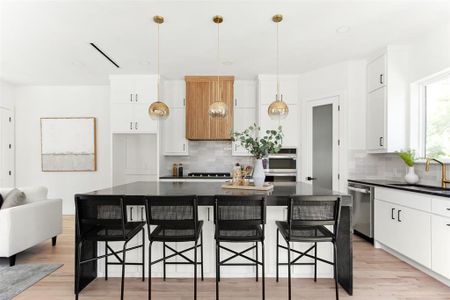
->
[208,101,227,118]
[148,100,170,120]
[268,98,289,120]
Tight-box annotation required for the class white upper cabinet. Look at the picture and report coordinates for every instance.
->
[110,75,158,133]
[258,75,299,148]
[232,108,255,156]
[234,80,256,108]
[367,54,386,92]
[161,80,188,156]
[366,46,408,153]
[162,80,186,108]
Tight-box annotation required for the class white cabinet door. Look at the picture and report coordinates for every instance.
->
[0,108,14,187]
[366,87,386,151]
[396,205,431,268]
[374,199,398,251]
[232,108,255,156]
[234,80,256,108]
[111,103,134,133]
[133,104,157,133]
[432,215,450,279]
[110,76,136,104]
[163,80,186,108]
[260,104,298,148]
[135,75,158,104]
[163,107,188,155]
[259,78,298,105]
[368,54,386,92]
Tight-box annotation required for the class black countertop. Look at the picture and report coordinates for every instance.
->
[348,179,450,198]
[78,181,351,206]
[159,175,232,180]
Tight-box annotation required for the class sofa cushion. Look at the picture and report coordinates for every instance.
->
[1,189,27,209]
[20,186,48,203]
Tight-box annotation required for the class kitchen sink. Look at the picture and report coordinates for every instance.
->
[390,183,450,194]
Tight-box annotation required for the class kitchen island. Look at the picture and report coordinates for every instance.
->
[75,181,353,295]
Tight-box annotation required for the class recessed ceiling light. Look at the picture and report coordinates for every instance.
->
[222,60,233,66]
[336,26,350,33]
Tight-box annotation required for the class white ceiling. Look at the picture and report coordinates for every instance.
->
[1,0,449,85]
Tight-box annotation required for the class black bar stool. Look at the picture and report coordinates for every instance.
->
[75,195,146,300]
[214,195,266,300]
[276,195,341,300]
[145,195,204,300]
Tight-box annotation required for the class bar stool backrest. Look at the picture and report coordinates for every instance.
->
[75,195,127,240]
[145,195,198,231]
[214,195,266,233]
[288,195,341,231]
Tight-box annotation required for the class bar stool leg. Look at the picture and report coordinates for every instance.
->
[314,242,317,282]
[255,242,259,282]
[120,241,127,300]
[105,241,108,281]
[215,241,220,300]
[276,229,279,282]
[75,241,83,300]
[218,241,221,282]
[148,241,153,300]
[142,229,145,282]
[194,241,198,300]
[201,230,204,281]
[287,241,291,300]
[262,241,265,300]
[333,242,339,300]
[163,241,166,281]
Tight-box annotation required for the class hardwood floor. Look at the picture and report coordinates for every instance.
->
[13,216,450,300]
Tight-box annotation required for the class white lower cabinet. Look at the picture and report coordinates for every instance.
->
[432,215,450,278]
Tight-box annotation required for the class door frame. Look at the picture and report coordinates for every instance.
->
[304,95,341,191]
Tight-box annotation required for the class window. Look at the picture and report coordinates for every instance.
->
[422,74,450,158]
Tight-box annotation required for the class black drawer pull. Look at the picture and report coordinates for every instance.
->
[391,208,395,220]
[397,210,402,222]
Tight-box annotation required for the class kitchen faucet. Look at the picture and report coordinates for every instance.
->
[425,158,450,189]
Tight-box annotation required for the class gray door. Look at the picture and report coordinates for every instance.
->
[312,104,333,190]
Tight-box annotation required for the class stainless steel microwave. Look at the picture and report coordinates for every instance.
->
[263,148,297,182]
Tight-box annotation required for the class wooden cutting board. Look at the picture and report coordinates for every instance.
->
[221,182,274,191]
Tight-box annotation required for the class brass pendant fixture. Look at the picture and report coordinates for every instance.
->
[268,14,289,120]
[208,15,227,118]
[148,15,170,120]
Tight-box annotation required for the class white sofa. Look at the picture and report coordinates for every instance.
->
[0,186,62,266]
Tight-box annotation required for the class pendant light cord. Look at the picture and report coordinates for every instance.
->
[217,21,220,103]
[157,22,160,101]
[276,21,280,101]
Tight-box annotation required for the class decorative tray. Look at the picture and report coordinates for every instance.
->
[221,182,274,191]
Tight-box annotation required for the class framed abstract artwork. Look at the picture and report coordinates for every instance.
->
[40,117,97,172]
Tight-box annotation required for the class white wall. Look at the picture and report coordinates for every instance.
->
[14,85,110,214]
[0,80,15,110]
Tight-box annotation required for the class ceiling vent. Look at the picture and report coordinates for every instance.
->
[90,42,120,68]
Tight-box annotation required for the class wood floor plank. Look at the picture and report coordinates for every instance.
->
[12,216,450,299]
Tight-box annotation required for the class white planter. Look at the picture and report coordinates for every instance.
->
[253,159,266,187]
[404,166,419,184]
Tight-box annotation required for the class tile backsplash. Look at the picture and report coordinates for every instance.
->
[348,149,449,186]
[161,141,254,175]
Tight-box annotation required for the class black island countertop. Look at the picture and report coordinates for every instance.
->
[348,179,450,198]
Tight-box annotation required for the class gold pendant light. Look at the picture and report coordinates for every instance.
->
[148,15,170,120]
[268,14,289,120]
[208,15,227,118]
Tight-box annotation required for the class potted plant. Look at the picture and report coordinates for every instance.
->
[398,150,419,184]
[231,124,283,186]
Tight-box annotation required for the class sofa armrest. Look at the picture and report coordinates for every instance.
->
[0,198,63,257]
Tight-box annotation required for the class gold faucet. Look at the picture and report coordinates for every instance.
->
[425,158,450,189]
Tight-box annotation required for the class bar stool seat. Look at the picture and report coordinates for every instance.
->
[150,221,203,242]
[83,222,146,241]
[217,225,264,242]
[275,221,334,242]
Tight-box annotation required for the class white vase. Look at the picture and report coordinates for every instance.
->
[253,159,266,187]
[404,166,419,184]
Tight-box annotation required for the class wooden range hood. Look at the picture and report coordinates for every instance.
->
[185,76,234,140]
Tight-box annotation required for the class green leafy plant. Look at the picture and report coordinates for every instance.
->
[398,150,416,167]
[231,123,283,159]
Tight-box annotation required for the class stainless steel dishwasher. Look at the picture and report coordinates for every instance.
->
[348,182,374,242]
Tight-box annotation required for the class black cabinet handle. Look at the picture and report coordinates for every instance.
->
[141,207,144,221]
[391,208,395,220]
[130,122,133,130]
[379,137,384,147]
[135,94,138,102]
[446,224,450,227]
[446,208,450,211]
[130,94,133,102]
[380,74,383,84]
[306,176,317,181]
[130,207,133,221]
[397,210,402,222]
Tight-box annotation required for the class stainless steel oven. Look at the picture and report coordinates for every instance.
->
[348,182,374,242]
[263,148,297,182]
